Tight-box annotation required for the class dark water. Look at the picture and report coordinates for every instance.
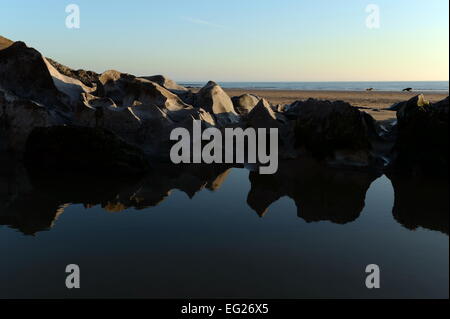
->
[0,159,448,299]
[180,81,449,93]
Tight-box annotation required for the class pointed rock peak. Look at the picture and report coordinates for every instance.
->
[417,94,430,107]
[99,70,133,84]
[205,80,219,87]
[0,35,14,50]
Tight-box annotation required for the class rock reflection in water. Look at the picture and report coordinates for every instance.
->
[388,174,449,235]
[0,159,448,236]
[0,162,231,235]
[247,158,380,224]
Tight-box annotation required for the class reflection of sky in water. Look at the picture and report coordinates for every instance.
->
[0,169,448,299]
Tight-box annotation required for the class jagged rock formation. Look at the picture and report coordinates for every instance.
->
[0,37,448,174]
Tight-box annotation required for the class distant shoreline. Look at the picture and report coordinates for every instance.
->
[216,88,448,121]
[180,81,449,93]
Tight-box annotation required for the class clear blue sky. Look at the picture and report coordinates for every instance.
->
[1,0,448,81]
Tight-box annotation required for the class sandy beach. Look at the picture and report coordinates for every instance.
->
[220,89,449,120]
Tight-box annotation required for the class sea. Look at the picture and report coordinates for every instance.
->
[179,81,449,93]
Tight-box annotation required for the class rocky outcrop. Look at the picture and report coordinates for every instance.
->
[231,93,261,116]
[287,99,375,167]
[0,42,71,111]
[390,95,449,175]
[1,37,448,176]
[24,125,150,176]
[195,81,240,126]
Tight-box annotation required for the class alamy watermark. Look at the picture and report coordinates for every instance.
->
[365,4,380,29]
[65,4,80,29]
[170,120,279,175]
[65,264,80,289]
[365,264,381,289]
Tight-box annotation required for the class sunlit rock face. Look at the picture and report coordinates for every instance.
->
[388,174,449,235]
[194,81,240,127]
[247,158,380,224]
[0,35,13,50]
[390,95,449,176]
[232,94,261,116]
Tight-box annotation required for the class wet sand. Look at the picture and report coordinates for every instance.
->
[221,89,448,121]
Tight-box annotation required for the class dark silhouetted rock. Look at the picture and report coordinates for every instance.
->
[0,42,69,110]
[288,99,374,166]
[25,125,150,176]
[0,89,54,152]
[391,95,449,175]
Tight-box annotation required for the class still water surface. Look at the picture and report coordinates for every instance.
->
[0,160,448,298]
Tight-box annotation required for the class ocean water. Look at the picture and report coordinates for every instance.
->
[180,81,449,93]
[1,160,448,299]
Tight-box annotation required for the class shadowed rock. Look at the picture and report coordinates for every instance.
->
[0,42,70,110]
[287,98,376,167]
[247,98,282,129]
[24,125,150,176]
[390,95,449,175]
